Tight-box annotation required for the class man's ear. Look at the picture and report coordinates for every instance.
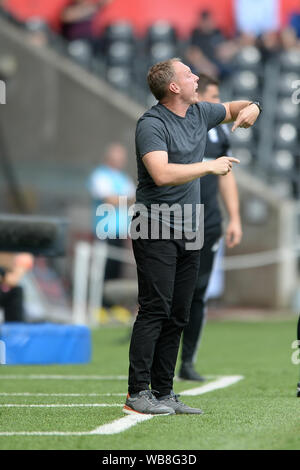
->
[169,81,180,94]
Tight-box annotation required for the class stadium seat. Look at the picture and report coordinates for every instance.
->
[234,46,262,71]
[229,127,254,147]
[231,70,259,97]
[280,49,300,72]
[67,40,93,68]
[276,97,299,124]
[147,21,177,45]
[278,72,300,96]
[106,66,131,91]
[103,21,135,44]
[275,123,298,149]
[149,42,176,64]
[106,41,134,66]
[272,149,295,173]
[24,17,49,33]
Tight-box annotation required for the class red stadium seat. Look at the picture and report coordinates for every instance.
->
[279,0,300,26]
[5,0,298,39]
[5,0,70,30]
[93,0,236,38]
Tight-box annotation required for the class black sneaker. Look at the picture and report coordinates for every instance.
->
[179,362,205,381]
[297,382,300,397]
[123,390,175,415]
[158,391,204,415]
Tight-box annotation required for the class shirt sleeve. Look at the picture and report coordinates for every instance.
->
[135,117,168,158]
[198,102,226,131]
[88,170,115,199]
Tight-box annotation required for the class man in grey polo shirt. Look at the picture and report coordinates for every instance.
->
[123,58,261,416]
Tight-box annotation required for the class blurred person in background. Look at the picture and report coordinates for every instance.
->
[179,74,242,381]
[289,3,300,39]
[233,0,283,63]
[0,253,34,322]
[258,27,300,62]
[234,0,300,62]
[280,25,300,51]
[185,10,238,80]
[87,142,135,323]
[234,0,280,37]
[60,0,112,42]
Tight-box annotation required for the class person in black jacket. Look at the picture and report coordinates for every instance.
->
[0,253,33,322]
[179,74,243,381]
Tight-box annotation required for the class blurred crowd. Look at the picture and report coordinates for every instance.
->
[0,0,300,82]
[185,2,300,79]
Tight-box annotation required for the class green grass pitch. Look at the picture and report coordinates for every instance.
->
[0,316,299,450]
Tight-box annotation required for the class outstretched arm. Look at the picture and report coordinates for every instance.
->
[221,101,261,132]
[142,151,240,187]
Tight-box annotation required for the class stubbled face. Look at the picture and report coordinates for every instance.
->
[169,61,199,105]
[198,84,220,104]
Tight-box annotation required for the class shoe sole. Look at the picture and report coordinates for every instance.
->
[123,405,174,416]
[177,376,205,382]
[174,410,204,415]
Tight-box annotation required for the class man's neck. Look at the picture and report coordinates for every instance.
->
[159,99,190,118]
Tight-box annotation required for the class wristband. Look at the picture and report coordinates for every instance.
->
[250,101,262,114]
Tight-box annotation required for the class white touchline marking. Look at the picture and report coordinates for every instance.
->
[0,431,91,436]
[0,393,126,397]
[0,375,244,436]
[89,375,245,436]
[90,414,153,435]
[180,375,244,396]
[0,404,123,408]
[0,375,128,380]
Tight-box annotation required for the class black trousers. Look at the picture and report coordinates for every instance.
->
[0,286,24,322]
[181,224,222,364]
[128,234,200,396]
[102,238,125,308]
[104,238,124,281]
